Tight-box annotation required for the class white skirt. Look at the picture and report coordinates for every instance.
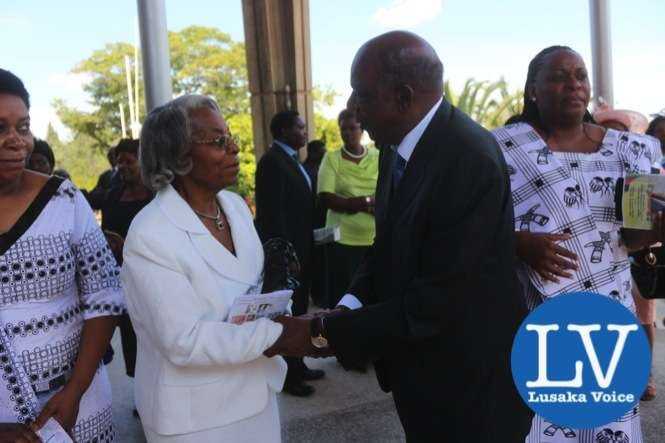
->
[143,392,280,443]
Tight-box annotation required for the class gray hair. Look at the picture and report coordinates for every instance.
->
[139,94,221,191]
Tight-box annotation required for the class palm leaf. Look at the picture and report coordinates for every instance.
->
[456,78,476,114]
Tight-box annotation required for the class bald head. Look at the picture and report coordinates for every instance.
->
[347,31,443,146]
[353,31,444,93]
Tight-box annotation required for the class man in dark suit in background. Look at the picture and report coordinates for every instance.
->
[254,110,325,397]
[265,32,532,441]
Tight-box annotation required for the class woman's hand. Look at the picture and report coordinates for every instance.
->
[515,232,578,283]
[621,210,664,251]
[32,383,82,435]
[0,423,40,443]
[653,211,665,243]
[320,193,374,215]
[348,196,375,214]
[363,196,375,214]
[346,197,368,214]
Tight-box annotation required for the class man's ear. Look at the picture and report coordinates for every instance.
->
[395,84,414,112]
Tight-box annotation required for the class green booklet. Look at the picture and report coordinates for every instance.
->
[622,174,665,230]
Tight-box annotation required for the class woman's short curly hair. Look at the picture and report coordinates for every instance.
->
[0,69,30,109]
[139,94,220,191]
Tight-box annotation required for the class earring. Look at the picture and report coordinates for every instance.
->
[531,96,537,102]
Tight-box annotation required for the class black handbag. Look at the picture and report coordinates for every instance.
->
[616,177,665,299]
[630,246,665,299]
[261,238,301,293]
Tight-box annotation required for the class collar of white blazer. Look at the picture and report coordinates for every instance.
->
[154,184,261,286]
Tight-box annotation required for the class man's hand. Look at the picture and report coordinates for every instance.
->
[32,383,82,436]
[298,307,347,320]
[264,316,315,358]
[0,423,40,443]
[264,316,334,358]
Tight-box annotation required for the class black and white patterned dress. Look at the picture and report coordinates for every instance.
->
[0,177,125,442]
[493,123,660,443]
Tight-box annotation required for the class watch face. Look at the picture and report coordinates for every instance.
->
[311,335,329,349]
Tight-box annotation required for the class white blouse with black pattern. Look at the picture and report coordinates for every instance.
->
[0,177,125,442]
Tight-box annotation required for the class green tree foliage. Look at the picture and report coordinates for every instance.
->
[444,78,523,129]
[225,113,255,198]
[46,124,109,190]
[54,42,140,152]
[311,86,343,150]
[54,25,344,199]
[55,26,248,152]
[45,123,62,150]
[314,114,342,150]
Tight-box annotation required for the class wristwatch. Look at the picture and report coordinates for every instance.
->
[310,317,329,349]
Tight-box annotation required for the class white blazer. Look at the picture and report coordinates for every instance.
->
[121,185,286,436]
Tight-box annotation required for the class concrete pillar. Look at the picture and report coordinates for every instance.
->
[589,0,614,110]
[137,0,173,111]
[241,0,314,159]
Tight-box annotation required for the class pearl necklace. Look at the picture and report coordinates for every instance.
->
[193,202,225,230]
[341,145,367,159]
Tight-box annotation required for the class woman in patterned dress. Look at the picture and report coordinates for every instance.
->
[492,46,663,443]
[0,69,124,442]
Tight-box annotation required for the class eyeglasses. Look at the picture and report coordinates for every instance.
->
[192,133,240,151]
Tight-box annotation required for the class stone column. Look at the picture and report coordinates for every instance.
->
[136,0,173,111]
[241,0,314,160]
[589,0,614,110]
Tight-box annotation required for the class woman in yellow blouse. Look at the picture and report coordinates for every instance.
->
[317,109,379,308]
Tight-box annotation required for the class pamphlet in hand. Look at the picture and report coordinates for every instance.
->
[313,226,340,245]
[621,174,665,230]
[36,418,73,443]
[226,290,293,325]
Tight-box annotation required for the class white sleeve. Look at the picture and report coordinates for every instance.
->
[121,231,283,368]
[338,293,363,310]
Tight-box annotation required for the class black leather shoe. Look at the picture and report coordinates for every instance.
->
[283,382,315,397]
[303,368,325,381]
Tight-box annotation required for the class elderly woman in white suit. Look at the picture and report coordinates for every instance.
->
[121,94,286,442]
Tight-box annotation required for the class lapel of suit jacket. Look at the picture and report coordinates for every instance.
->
[156,185,260,286]
[374,146,395,228]
[387,100,452,222]
[271,143,312,194]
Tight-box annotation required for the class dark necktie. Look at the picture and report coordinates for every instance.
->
[392,154,407,191]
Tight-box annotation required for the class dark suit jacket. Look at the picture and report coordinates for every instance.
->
[254,143,314,272]
[325,100,532,442]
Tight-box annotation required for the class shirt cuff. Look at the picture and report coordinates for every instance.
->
[338,294,363,310]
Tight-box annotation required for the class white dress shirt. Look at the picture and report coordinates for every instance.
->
[338,97,443,310]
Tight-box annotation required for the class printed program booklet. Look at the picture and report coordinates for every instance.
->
[36,418,73,443]
[313,226,340,245]
[621,174,665,230]
[226,290,292,324]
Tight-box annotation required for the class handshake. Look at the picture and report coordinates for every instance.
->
[263,308,346,359]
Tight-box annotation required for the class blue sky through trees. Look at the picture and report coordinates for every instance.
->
[2,0,663,138]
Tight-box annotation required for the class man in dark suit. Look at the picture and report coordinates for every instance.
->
[265,32,532,441]
[254,110,325,397]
